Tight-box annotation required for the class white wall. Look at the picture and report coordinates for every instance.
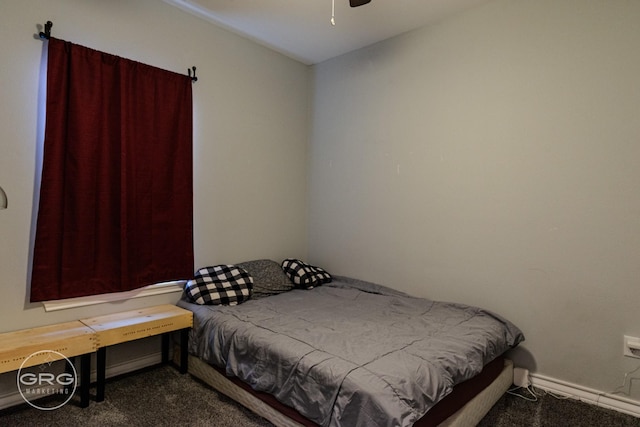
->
[0,0,308,400]
[309,0,640,399]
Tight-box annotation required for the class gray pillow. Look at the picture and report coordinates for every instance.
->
[236,259,293,299]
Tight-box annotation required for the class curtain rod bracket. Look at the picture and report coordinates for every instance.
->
[39,21,52,40]
[188,66,197,82]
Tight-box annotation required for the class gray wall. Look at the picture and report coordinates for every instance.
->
[0,0,308,402]
[309,0,640,398]
[2,0,639,411]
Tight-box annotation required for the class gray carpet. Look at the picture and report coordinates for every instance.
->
[479,389,640,427]
[1,364,639,426]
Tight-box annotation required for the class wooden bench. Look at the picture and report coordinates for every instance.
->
[0,321,96,408]
[80,304,193,402]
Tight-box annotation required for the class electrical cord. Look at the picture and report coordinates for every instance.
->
[507,385,539,402]
[609,364,640,397]
[507,363,640,410]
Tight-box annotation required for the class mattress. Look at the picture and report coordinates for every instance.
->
[178,275,523,426]
[188,355,513,427]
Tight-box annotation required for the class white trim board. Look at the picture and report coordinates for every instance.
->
[531,373,640,418]
[42,281,185,312]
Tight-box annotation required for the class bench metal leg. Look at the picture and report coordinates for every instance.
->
[180,328,189,374]
[80,353,91,407]
[161,329,189,373]
[67,354,91,408]
[96,347,106,402]
[161,333,169,364]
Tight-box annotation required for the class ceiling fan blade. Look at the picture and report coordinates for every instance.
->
[349,0,372,7]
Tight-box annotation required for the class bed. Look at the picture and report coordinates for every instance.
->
[177,259,524,427]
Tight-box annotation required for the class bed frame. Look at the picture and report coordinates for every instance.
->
[188,354,513,427]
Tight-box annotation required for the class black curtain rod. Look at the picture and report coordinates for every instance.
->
[38,20,198,83]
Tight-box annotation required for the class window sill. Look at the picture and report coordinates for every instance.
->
[42,281,186,312]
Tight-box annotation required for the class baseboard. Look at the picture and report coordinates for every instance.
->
[531,373,640,418]
[100,351,162,381]
[0,385,29,412]
[0,351,162,411]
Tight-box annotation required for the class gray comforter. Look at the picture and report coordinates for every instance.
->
[178,276,524,427]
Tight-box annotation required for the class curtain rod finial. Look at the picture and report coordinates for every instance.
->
[188,66,197,82]
[39,21,52,40]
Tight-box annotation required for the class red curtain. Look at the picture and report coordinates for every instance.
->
[31,37,194,302]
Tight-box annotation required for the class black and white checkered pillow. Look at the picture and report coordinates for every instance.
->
[185,265,253,305]
[281,258,332,290]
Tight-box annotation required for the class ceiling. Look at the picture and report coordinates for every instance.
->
[164,0,489,65]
